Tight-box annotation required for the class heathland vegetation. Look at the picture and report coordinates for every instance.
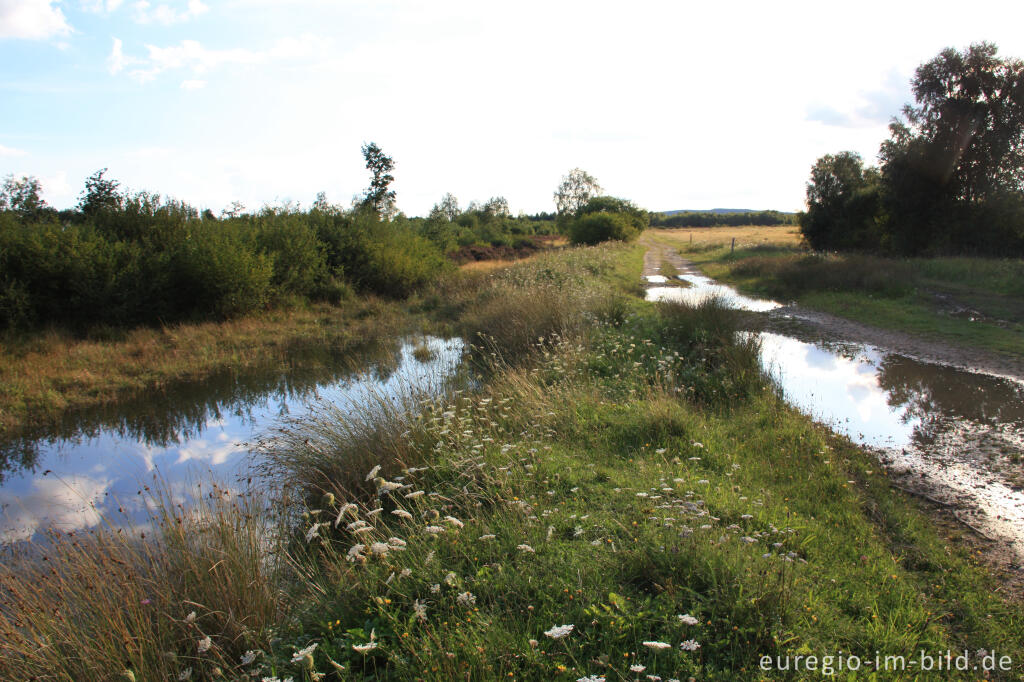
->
[0,155,647,436]
[3,244,1021,681]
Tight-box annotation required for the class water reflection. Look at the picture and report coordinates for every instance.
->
[758,332,1024,451]
[0,336,465,544]
[646,275,782,312]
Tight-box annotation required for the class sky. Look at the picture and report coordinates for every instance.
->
[2,0,1024,216]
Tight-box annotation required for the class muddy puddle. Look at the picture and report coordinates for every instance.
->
[647,271,1024,560]
[0,336,465,544]
[647,274,782,312]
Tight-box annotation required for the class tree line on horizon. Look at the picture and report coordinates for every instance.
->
[0,150,647,332]
[802,43,1024,256]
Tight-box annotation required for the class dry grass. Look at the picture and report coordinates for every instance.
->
[0,479,292,681]
[0,301,405,437]
[457,238,570,273]
[652,225,803,250]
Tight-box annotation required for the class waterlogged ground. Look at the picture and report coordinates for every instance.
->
[643,244,1024,564]
[0,336,464,544]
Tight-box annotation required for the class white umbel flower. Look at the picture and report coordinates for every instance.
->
[543,624,574,639]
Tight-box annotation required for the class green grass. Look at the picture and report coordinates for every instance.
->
[2,242,1021,681]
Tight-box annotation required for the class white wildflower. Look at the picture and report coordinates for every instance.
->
[405,490,425,499]
[184,611,196,623]
[378,480,403,492]
[391,509,413,520]
[517,544,535,553]
[366,465,381,481]
[630,664,646,672]
[430,583,441,594]
[444,515,464,528]
[347,520,369,532]
[178,668,192,681]
[456,591,477,607]
[679,639,701,651]
[305,523,322,543]
[478,534,496,541]
[291,643,317,664]
[413,599,428,622]
[197,636,212,654]
[677,614,699,626]
[444,571,458,586]
[370,542,390,556]
[424,525,445,534]
[643,641,671,649]
[543,624,574,639]
[387,537,407,548]
[352,642,378,654]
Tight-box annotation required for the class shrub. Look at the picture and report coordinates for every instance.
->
[570,211,642,245]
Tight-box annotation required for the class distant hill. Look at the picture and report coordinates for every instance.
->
[661,208,796,215]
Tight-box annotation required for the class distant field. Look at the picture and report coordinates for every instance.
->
[653,225,803,249]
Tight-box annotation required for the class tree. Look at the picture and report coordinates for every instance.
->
[429,192,461,222]
[883,43,1024,202]
[800,152,882,251]
[361,142,396,219]
[554,168,602,217]
[0,174,48,220]
[482,196,510,217]
[78,168,122,217]
[220,200,247,219]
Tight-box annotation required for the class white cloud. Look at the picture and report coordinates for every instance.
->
[106,36,125,74]
[81,0,124,12]
[116,34,327,82]
[0,143,28,157]
[132,0,208,25]
[0,474,110,543]
[0,0,72,39]
[179,78,206,89]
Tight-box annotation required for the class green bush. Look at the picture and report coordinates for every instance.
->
[168,222,274,319]
[570,211,642,245]
[252,214,331,299]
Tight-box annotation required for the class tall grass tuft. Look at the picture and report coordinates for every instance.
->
[655,295,766,406]
[257,383,445,501]
[0,479,291,681]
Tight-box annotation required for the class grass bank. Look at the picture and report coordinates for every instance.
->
[652,226,1024,359]
[2,242,1021,680]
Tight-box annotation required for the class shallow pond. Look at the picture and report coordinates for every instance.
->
[0,336,464,544]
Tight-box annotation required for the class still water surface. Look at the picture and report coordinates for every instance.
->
[0,336,464,544]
